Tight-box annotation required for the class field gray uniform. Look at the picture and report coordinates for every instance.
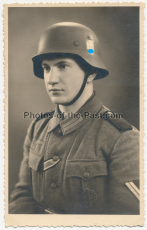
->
[9,93,139,214]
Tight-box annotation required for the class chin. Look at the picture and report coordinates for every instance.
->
[50,96,68,105]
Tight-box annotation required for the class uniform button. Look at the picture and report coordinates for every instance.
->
[83,172,90,180]
[53,155,59,161]
[74,41,79,46]
[51,183,56,189]
[57,129,62,135]
[107,111,112,115]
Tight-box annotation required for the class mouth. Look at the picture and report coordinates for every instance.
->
[49,89,64,92]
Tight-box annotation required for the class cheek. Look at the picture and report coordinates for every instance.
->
[44,79,46,87]
[44,78,48,90]
[64,78,84,98]
[66,78,81,90]
[72,75,84,88]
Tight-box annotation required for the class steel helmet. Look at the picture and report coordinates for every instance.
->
[32,22,109,80]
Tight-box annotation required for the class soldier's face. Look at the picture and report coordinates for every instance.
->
[42,58,85,105]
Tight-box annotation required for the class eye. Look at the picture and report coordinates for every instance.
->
[58,64,66,69]
[42,64,50,71]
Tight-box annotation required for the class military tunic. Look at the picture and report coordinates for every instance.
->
[9,93,139,214]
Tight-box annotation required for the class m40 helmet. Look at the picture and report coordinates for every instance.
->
[32,22,109,80]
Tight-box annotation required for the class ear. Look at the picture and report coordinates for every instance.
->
[87,73,97,83]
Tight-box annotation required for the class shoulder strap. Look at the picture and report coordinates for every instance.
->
[103,110,132,132]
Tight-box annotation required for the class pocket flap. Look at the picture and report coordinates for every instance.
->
[30,138,44,156]
[65,160,108,180]
[29,151,43,171]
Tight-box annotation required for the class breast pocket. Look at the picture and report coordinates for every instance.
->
[65,160,108,208]
[66,160,108,179]
[29,138,44,171]
[29,138,44,202]
[30,138,44,154]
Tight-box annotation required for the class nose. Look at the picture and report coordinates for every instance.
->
[45,67,60,85]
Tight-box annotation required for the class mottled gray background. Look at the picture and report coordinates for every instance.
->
[8,7,139,196]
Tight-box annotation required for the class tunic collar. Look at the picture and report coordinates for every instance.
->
[47,92,102,135]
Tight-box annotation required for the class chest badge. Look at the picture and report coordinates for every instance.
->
[43,157,60,171]
[83,188,97,204]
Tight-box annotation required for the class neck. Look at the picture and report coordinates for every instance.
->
[59,83,93,114]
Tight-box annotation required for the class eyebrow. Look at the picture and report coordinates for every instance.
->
[42,60,72,67]
[41,63,49,67]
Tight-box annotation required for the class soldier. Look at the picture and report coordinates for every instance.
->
[9,22,139,214]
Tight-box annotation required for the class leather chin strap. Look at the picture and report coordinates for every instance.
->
[60,73,88,106]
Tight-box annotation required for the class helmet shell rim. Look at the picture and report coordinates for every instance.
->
[32,22,109,80]
[32,52,109,80]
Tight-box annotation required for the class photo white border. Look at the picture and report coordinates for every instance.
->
[1,0,147,229]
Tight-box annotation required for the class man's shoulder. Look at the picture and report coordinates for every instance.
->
[35,111,55,125]
[100,105,139,134]
[28,111,55,131]
[35,111,54,122]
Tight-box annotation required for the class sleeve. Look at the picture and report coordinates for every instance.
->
[9,119,46,214]
[108,128,140,214]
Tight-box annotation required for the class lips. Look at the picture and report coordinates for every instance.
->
[49,89,63,92]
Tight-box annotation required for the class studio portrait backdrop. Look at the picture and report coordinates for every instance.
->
[8,7,139,197]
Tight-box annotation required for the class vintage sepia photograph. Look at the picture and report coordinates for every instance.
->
[4,3,144,227]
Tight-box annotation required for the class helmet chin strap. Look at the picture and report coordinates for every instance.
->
[59,73,89,106]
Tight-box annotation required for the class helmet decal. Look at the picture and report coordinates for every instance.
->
[86,39,94,54]
[88,49,94,54]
